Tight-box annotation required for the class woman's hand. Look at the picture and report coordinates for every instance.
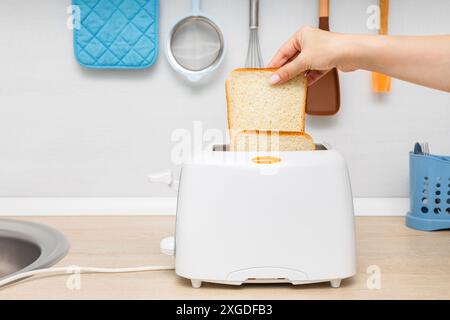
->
[268,26,355,85]
[268,26,450,92]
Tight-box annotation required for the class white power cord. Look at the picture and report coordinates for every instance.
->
[0,264,175,289]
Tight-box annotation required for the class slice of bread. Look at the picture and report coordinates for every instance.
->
[232,130,315,152]
[226,68,307,136]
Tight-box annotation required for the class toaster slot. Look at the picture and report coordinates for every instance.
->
[212,144,328,152]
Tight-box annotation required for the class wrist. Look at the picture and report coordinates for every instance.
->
[333,34,365,70]
[339,34,390,72]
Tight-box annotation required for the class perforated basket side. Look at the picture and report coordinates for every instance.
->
[407,153,450,231]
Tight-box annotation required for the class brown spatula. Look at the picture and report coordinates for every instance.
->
[306,0,340,116]
[372,0,391,93]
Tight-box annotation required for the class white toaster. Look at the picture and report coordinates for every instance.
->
[152,144,356,288]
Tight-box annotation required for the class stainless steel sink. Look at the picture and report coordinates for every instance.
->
[0,219,70,281]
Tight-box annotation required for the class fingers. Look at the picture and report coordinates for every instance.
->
[306,70,328,86]
[267,34,300,68]
[269,55,310,85]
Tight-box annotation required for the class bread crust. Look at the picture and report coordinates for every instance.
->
[225,79,231,132]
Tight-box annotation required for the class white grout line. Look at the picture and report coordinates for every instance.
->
[0,197,408,216]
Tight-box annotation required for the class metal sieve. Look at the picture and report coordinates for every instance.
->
[166,0,225,82]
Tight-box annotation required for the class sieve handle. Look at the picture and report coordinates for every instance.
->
[249,0,259,28]
[192,0,201,14]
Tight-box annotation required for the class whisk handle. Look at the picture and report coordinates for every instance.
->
[191,0,201,14]
[249,0,259,29]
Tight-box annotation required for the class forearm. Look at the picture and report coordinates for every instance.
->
[339,34,450,92]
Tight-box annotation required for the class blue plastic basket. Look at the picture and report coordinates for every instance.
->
[406,152,450,231]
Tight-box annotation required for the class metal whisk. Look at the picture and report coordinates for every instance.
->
[421,142,430,156]
[245,0,263,68]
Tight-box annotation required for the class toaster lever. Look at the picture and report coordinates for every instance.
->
[148,170,179,191]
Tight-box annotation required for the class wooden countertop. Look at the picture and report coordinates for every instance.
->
[0,216,449,300]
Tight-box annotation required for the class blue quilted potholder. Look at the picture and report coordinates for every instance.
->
[72,0,159,69]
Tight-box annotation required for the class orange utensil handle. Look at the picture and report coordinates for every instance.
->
[380,0,389,35]
[372,72,391,92]
[319,0,329,31]
[319,0,329,18]
[372,0,391,93]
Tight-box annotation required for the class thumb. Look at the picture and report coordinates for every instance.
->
[306,70,328,86]
[269,54,310,85]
